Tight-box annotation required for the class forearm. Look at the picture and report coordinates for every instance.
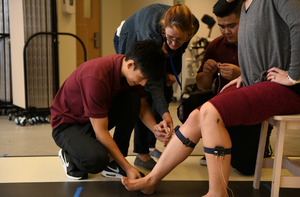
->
[90,118,131,171]
[139,98,157,133]
[99,132,131,169]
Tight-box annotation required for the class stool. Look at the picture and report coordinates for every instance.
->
[253,114,300,197]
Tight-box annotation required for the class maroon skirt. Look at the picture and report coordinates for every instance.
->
[197,81,300,127]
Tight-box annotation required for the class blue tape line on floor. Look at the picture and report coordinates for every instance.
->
[0,154,8,157]
[74,187,83,197]
[264,184,280,197]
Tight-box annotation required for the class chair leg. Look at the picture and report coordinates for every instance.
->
[271,121,286,197]
[253,121,269,189]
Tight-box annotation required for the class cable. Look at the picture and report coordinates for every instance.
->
[216,118,234,197]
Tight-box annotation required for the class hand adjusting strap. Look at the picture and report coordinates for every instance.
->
[174,125,196,148]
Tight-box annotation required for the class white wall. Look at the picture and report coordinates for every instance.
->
[8,0,26,108]
[100,0,122,57]
[56,0,77,86]
[186,0,220,42]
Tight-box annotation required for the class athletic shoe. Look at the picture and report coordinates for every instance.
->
[134,156,156,171]
[102,160,127,178]
[200,156,207,166]
[102,160,146,178]
[58,149,88,180]
[149,149,162,159]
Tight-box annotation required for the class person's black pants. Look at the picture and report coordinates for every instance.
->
[52,91,140,174]
[134,86,173,154]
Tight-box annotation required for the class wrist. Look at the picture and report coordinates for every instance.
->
[162,112,170,119]
[287,75,300,84]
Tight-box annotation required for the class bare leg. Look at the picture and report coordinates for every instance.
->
[200,102,232,197]
[122,102,232,196]
[122,109,203,194]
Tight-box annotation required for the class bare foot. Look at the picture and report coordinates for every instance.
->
[121,176,157,195]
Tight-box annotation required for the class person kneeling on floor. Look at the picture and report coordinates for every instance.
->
[50,40,172,180]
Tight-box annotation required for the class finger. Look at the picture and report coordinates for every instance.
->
[207,60,218,68]
[157,131,167,138]
[267,67,276,72]
[169,123,174,133]
[220,83,229,93]
[204,63,213,70]
[154,125,162,132]
[268,67,280,73]
[162,122,169,133]
[266,75,276,81]
[236,79,242,88]
[266,72,275,79]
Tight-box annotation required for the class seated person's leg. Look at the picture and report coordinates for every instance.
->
[122,108,204,194]
[199,102,232,197]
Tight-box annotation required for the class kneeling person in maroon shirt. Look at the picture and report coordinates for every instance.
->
[50,40,170,180]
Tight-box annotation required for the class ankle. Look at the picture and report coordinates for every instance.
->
[137,153,152,162]
[149,148,156,152]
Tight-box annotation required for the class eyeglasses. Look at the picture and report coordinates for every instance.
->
[165,36,185,44]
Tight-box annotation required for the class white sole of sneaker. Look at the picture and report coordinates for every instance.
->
[199,160,207,166]
[101,170,122,179]
[58,149,82,180]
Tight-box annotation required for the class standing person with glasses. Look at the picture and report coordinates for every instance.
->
[113,3,199,171]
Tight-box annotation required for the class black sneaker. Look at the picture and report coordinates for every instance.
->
[101,160,145,179]
[149,149,162,159]
[134,156,156,171]
[102,160,126,178]
[58,149,88,180]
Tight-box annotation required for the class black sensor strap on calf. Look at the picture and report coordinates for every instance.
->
[204,146,231,156]
[174,125,196,149]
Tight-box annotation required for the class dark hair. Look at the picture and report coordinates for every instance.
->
[213,0,243,18]
[125,40,165,82]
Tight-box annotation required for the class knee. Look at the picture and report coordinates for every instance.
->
[182,109,202,132]
[185,109,201,125]
[198,102,223,134]
[199,102,219,123]
[83,151,109,174]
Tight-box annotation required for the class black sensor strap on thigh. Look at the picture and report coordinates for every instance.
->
[174,125,196,149]
[204,146,231,156]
